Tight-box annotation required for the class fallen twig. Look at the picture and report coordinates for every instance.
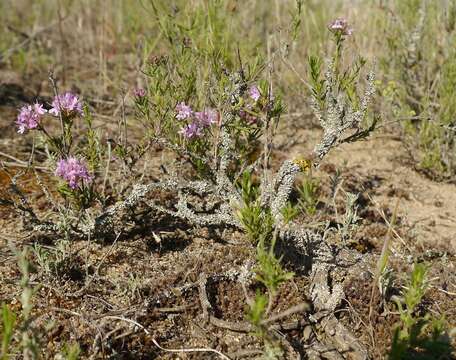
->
[104,314,232,359]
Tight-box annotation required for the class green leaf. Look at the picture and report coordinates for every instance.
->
[1,304,17,360]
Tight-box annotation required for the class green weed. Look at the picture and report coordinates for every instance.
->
[389,263,452,360]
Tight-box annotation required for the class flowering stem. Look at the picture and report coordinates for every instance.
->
[213,111,222,169]
[48,71,67,155]
[334,34,343,82]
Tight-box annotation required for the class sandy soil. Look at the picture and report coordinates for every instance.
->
[0,74,455,359]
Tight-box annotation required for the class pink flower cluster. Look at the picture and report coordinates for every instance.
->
[55,157,92,189]
[175,102,218,139]
[49,92,83,117]
[249,85,261,102]
[194,109,218,127]
[176,102,193,120]
[134,88,146,97]
[16,92,84,134]
[328,18,353,36]
[16,103,46,134]
[180,122,202,139]
[238,85,262,124]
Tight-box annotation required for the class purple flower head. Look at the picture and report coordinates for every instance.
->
[49,92,83,117]
[134,88,146,98]
[180,122,202,139]
[175,102,193,120]
[249,86,261,102]
[194,108,218,127]
[55,157,92,189]
[16,103,46,134]
[328,18,353,36]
